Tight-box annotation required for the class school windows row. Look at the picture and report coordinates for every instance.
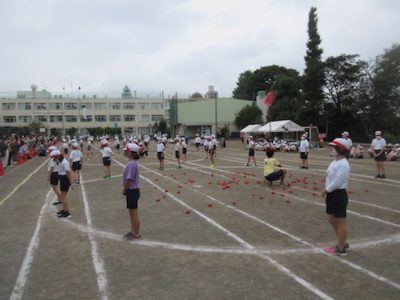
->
[1,102,164,111]
[2,114,164,124]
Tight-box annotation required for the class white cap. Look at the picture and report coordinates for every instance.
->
[101,140,108,145]
[47,146,57,152]
[329,138,348,150]
[375,131,382,136]
[72,143,79,148]
[124,143,139,153]
[50,150,61,158]
[342,131,349,137]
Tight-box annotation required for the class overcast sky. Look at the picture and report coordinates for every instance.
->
[0,0,399,98]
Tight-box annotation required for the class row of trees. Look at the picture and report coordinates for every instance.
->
[233,7,400,142]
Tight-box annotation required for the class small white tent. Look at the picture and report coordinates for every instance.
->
[257,120,304,133]
[240,124,261,137]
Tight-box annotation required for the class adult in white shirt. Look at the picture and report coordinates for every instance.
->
[299,135,309,169]
[100,141,112,178]
[370,131,387,178]
[246,136,256,166]
[70,143,83,184]
[321,138,350,256]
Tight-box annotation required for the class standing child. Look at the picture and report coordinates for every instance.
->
[321,138,350,256]
[263,150,286,186]
[299,134,309,169]
[122,143,141,240]
[54,151,74,219]
[181,137,187,162]
[48,148,62,205]
[174,136,182,169]
[100,140,112,178]
[246,136,257,166]
[62,139,69,157]
[206,136,215,168]
[70,143,83,184]
[370,131,387,178]
[156,138,165,170]
[195,134,201,153]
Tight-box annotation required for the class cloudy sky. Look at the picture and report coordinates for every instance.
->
[0,0,399,98]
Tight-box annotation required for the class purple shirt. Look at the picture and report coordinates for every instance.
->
[123,160,139,189]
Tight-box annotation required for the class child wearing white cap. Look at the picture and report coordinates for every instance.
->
[370,131,387,178]
[48,148,62,206]
[100,140,112,178]
[122,143,141,240]
[195,134,201,153]
[321,138,350,256]
[174,137,182,169]
[156,138,165,170]
[181,137,187,162]
[246,136,256,167]
[299,134,309,169]
[54,151,74,219]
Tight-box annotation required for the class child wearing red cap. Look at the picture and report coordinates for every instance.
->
[122,143,141,240]
[321,138,350,256]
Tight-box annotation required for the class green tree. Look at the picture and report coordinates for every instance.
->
[234,102,263,129]
[190,92,203,100]
[302,6,325,126]
[66,127,77,137]
[28,121,44,135]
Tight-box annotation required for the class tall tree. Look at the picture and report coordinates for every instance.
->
[302,6,325,126]
[234,103,263,129]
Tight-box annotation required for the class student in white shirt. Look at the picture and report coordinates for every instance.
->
[195,134,201,153]
[246,136,256,166]
[181,137,187,162]
[206,136,215,168]
[174,136,182,169]
[70,143,83,184]
[156,138,165,170]
[100,140,112,178]
[299,134,309,169]
[48,147,62,205]
[342,131,352,159]
[321,138,350,256]
[370,130,387,178]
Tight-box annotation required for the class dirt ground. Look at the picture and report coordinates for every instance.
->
[1,140,399,300]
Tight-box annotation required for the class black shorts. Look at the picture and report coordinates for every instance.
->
[175,150,180,159]
[208,148,215,156]
[87,145,91,150]
[126,188,140,209]
[196,143,200,147]
[59,175,71,192]
[144,142,149,147]
[326,189,348,218]
[300,152,308,160]
[265,169,284,182]
[72,161,82,171]
[102,157,111,166]
[249,148,255,157]
[182,148,187,154]
[374,150,386,161]
[157,152,164,160]
[63,148,68,155]
[116,144,120,150]
[50,172,59,186]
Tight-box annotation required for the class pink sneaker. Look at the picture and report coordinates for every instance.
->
[324,245,347,256]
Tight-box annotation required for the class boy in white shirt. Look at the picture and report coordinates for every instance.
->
[299,135,309,169]
[174,136,182,169]
[370,130,387,178]
[69,143,83,184]
[156,138,165,170]
[181,137,187,162]
[246,136,256,166]
[100,140,112,178]
[195,134,201,153]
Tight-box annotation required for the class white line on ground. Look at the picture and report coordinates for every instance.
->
[79,174,109,300]
[9,189,51,300]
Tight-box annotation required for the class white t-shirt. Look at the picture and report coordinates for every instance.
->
[48,159,58,172]
[174,142,181,151]
[371,138,386,150]
[325,158,350,193]
[344,138,352,149]
[299,139,309,153]
[101,147,112,157]
[58,158,70,175]
[144,136,150,143]
[182,140,187,148]
[195,137,201,144]
[249,141,255,149]
[157,143,164,153]
[63,143,68,149]
[70,150,83,162]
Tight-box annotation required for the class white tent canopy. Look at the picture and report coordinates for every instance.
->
[240,124,261,133]
[257,120,304,133]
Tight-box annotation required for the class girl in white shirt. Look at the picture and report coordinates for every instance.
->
[321,138,350,256]
[174,137,182,169]
[100,141,112,178]
[181,137,187,162]
[246,136,256,166]
[70,143,83,184]
[370,131,387,178]
[48,148,62,205]
[156,138,165,170]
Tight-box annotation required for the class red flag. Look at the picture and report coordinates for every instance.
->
[263,91,277,107]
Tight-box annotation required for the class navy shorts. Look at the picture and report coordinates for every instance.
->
[126,188,140,209]
[374,150,386,161]
[50,172,59,186]
[63,148,68,155]
[175,151,180,159]
[265,169,284,182]
[102,157,111,166]
[72,161,82,171]
[59,175,71,192]
[196,143,200,147]
[326,189,348,218]
[182,148,187,154]
[300,152,308,160]
[157,152,164,160]
[249,148,255,157]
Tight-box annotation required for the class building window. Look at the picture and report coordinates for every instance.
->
[151,115,164,122]
[95,115,107,122]
[110,103,121,110]
[151,103,163,110]
[3,116,17,123]
[124,127,135,134]
[124,115,135,122]
[140,115,150,122]
[50,115,63,123]
[94,103,107,110]
[109,115,121,122]
[138,102,149,110]
[18,103,32,110]
[2,103,16,110]
[18,116,33,123]
[80,103,92,110]
[34,103,47,110]
[65,103,78,110]
[123,103,135,110]
[49,103,63,110]
[65,115,77,122]
[80,115,93,122]
[34,116,47,122]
